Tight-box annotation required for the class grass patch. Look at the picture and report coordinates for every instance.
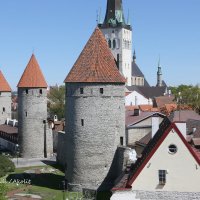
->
[5,164,67,200]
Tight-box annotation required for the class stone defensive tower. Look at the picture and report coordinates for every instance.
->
[98,0,132,86]
[0,70,11,125]
[64,27,126,191]
[17,54,52,158]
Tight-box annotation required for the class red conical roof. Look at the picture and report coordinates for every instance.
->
[0,70,11,92]
[64,27,126,83]
[17,54,48,88]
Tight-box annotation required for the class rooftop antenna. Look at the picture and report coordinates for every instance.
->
[96,9,99,24]
[127,9,131,25]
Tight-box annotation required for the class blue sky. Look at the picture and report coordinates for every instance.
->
[0,0,200,90]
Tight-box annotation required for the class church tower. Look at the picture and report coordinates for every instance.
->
[0,71,11,125]
[98,0,132,86]
[156,60,163,87]
[64,27,126,191]
[17,54,52,158]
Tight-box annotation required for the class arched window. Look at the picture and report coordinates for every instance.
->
[113,39,116,49]
[108,39,111,48]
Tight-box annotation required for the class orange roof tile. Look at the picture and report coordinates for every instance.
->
[0,70,11,92]
[64,27,126,83]
[17,54,47,88]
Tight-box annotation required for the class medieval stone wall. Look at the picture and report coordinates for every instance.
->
[18,88,52,158]
[0,92,11,125]
[65,83,125,191]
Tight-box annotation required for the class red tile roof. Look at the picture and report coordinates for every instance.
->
[17,54,48,88]
[0,71,11,92]
[64,27,126,83]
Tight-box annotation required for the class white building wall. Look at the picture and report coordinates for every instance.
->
[131,129,200,192]
[125,91,152,106]
[100,28,132,86]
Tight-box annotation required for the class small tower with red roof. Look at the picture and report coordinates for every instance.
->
[0,70,11,125]
[17,54,52,158]
[64,27,126,191]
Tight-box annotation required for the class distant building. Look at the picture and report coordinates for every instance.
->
[0,70,12,125]
[0,119,18,152]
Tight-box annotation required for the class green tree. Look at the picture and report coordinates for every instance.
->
[47,85,65,120]
[169,84,200,114]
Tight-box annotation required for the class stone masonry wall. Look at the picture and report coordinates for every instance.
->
[0,92,11,125]
[18,88,52,158]
[65,83,125,191]
[135,190,200,200]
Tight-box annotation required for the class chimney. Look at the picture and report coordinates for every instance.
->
[133,108,140,116]
[175,122,187,138]
[152,114,160,138]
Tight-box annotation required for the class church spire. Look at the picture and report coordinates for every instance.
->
[99,0,131,30]
[157,58,163,87]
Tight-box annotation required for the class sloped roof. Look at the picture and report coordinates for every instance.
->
[0,71,11,92]
[169,110,200,122]
[0,124,18,134]
[131,60,150,87]
[65,27,126,83]
[132,61,144,77]
[17,54,48,88]
[126,110,165,127]
[154,95,175,108]
[126,85,167,99]
[113,118,200,190]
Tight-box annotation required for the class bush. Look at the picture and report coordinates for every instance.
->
[0,155,15,178]
[0,183,8,200]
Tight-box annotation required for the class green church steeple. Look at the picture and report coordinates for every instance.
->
[99,0,131,30]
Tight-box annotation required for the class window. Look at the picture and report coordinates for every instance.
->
[26,89,28,94]
[0,92,1,96]
[108,39,111,48]
[120,137,123,146]
[113,39,116,49]
[25,112,27,117]
[3,107,5,112]
[158,170,166,185]
[39,89,42,94]
[100,88,104,94]
[80,88,84,94]
[81,119,84,126]
[168,144,177,154]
